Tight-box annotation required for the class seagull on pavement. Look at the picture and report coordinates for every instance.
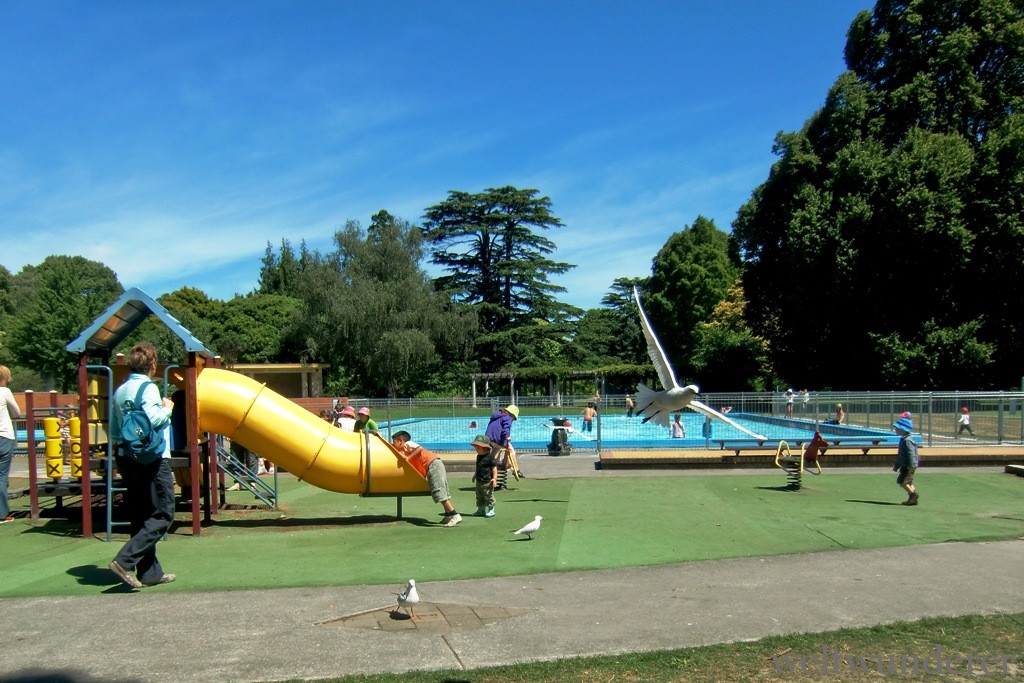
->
[512,515,543,540]
[632,287,767,441]
[394,579,420,620]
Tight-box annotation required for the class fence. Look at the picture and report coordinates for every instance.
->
[16,390,1024,455]
[339,390,1024,452]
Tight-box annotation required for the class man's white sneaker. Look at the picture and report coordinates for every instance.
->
[109,560,143,589]
[444,513,462,527]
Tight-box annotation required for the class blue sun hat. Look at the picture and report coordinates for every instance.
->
[893,416,914,433]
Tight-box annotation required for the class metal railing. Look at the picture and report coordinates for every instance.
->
[343,390,1024,451]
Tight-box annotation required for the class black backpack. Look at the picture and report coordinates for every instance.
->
[119,381,166,464]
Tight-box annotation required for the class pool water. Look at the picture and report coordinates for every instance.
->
[387,412,903,451]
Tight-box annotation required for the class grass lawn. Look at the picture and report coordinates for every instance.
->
[1,470,1021,598]
[304,611,1024,682]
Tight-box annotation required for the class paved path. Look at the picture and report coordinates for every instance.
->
[2,456,1022,683]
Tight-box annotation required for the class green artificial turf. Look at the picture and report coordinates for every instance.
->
[1,471,1021,598]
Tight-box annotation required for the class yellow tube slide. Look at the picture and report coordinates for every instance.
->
[195,368,427,495]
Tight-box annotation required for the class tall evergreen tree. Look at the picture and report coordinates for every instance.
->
[258,238,311,298]
[732,0,1024,389]
[423,186,578,371]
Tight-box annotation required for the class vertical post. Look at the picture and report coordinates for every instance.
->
[471,378,477,409]
[1015,389,1024,444]
[77,354,93,538]
[998,395,1005,444]
[25,391,39,521]
[926,393,933,447]
[77,357,92,535]
[187,356,202,535]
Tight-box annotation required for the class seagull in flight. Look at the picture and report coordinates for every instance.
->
[393,579,420,620]
[632,287,766,441]
[512,515,543,540]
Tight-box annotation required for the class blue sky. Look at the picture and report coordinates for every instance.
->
[1,1,868,310]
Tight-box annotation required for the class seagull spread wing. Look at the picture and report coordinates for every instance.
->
[633,287,678,390]
[688,400,767,440]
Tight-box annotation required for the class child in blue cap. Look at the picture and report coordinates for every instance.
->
[892,415,919,505]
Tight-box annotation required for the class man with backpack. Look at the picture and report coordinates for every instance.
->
[108,342,177,590]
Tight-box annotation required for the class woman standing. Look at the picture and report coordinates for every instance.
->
[0,365,22,524]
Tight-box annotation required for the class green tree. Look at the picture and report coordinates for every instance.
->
[212,293,302,365]
[9,256,123,390]
[872,319,994,389]
[0,264,13,362]
[118,287,223,363]
[645,216,739,382]
[732,0,1024,389]
[258,239,311,298]
[691,281,773,391]
[564,277,649,370]
[287,211,477,397]
[423,186,578,371]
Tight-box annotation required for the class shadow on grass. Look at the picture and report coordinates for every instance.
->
[18,519,96,538]
[502,498,568,504]
[845,499,902,506]
[754,485,800,492]
[207,514,436,529]
[68,564,119,588]
[68,564,140,594]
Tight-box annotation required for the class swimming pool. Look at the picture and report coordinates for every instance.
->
[385,412,905,451]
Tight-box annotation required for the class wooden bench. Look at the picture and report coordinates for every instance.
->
[820,442,894,456]
[713,439,771,456]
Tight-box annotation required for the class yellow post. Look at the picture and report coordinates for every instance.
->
[43,416,63,480]
[70,440,84,479]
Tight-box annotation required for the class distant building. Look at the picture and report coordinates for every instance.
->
[229,363,328,399]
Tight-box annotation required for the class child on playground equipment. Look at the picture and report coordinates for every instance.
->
[57,406,74,464]
[353,406,378,433]
[391,430,462,527]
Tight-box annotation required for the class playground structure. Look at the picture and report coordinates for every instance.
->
[773,431,828,490]
[24,287,432,538]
